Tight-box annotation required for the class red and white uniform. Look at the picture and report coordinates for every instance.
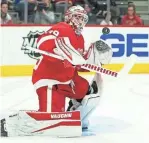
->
[32,22,89,112]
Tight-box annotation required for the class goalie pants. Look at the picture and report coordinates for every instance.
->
[35,72,89,112]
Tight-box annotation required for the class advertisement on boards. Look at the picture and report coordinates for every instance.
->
[100,27,149,58]
[21,27,149,62]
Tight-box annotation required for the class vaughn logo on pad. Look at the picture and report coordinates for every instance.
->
[21,31,45,60]
[51,113,72,119]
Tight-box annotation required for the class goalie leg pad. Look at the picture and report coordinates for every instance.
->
[2,111,82,137]
[81,73,103,128]
[77,93,101,121]
[67,93,100,129]
[67,73,103,129]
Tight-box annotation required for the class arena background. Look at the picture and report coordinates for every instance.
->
[0,25,149,77]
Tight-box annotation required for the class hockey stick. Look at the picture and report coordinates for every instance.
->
[25,46,118,77]
[117,54,137,78]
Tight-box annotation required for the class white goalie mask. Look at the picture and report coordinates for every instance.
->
[64,5,88,35]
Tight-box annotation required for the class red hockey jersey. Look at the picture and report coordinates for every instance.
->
[32,22,85,84]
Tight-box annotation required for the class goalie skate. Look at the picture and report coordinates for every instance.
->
[1,118,8,137]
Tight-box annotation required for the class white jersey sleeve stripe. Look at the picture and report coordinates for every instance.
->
[59,38,73,60]
[62,37,83,57]
[55,37,86,65]
[55,38,73,63]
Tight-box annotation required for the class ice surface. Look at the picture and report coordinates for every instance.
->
[0,74,149,143]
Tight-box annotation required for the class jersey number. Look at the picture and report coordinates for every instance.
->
[48,30,59,37]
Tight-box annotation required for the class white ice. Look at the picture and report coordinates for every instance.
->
[0,74,149,143]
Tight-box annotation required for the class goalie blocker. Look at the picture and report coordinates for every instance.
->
[1,110,82,137]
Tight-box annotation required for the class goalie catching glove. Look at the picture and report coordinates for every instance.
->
[85,39,113,65]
